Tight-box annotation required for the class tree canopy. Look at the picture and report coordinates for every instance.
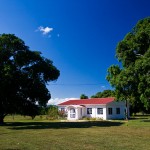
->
[80,94,88,99]
[106,17,150,114]
[0,34,60,123]
[91,90,114,98]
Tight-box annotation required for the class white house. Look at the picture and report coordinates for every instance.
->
[58,97,129,120]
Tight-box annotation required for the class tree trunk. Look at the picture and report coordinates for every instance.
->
[0,116,4,124]
[0,115,6,125]
[125,100,128,120]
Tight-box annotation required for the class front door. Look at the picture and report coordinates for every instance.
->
[70,108,76,118]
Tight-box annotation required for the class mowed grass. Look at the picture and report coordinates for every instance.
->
[0,115,150,150]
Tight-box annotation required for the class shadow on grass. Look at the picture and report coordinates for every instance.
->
[130,117,149,120]
[130,115,150,121]
[1,121,124,130]
[141,120,150,122]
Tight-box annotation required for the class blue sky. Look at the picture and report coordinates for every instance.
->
[0,0,150,103]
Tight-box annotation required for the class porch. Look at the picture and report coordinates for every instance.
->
[66,105,85,120]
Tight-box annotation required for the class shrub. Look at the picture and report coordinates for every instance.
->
[46,106,58,120]
[58,110,67,119]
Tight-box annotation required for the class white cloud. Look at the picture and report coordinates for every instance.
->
[47,97,79,105]
[37,26,53,35]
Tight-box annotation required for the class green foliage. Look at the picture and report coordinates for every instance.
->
[0,34,60,123]
[39,105,67,120]
[46,105,58,120]
[91,90,114,98]
[39,107,47,115]
[58,110,67,119]
[107,17,150,114]
[80,94,88,99]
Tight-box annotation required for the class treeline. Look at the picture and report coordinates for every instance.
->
[80,90,114,99]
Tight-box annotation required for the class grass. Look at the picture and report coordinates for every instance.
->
[0,115,150,150]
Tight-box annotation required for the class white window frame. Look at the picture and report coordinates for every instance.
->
[61,108,65,112]
[87,108,92,114]
[97,108,103,114]
[108,108,113,115]
[116,108,120,114]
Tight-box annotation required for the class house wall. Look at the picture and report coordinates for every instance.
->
[77,108,82,119]
[95,105,107,120]
[106,101,127,120]
[84,102,129,120]
[85,105,107,120]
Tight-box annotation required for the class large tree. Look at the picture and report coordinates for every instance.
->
[107,17,150,116]
[0,34,60,123]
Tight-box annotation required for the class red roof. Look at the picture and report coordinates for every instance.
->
[58,97,115,105]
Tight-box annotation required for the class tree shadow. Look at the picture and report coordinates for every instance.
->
[130,117,149,120]
[130,115,150,122]
[1,121,124,130]
[141,120,150,122]
[130,115,150,121]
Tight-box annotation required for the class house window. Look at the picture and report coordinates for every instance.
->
[61,108,65,112]
[108,108,113,115]
[87,108,92,114]
[97,108,103,114]
[70,108,75,118]
[116,108,120,114]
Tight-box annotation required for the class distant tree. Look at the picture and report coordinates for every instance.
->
[0,34,60,124]
[80,94,88,99]
[91,90,114,98]
[46,105,58,120]
[106,17,150,118]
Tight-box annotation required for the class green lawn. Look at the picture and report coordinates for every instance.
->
[0,115,150,150]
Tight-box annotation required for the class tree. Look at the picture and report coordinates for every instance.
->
[91,90,114,98]
[0,34,60,124]
[106,17,150,117]
[80,94,88,99]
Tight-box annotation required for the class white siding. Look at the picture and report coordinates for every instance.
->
[106,101,126,120]
[95,105,107,120]
[85,105,107,120]
[77,108,82,119]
